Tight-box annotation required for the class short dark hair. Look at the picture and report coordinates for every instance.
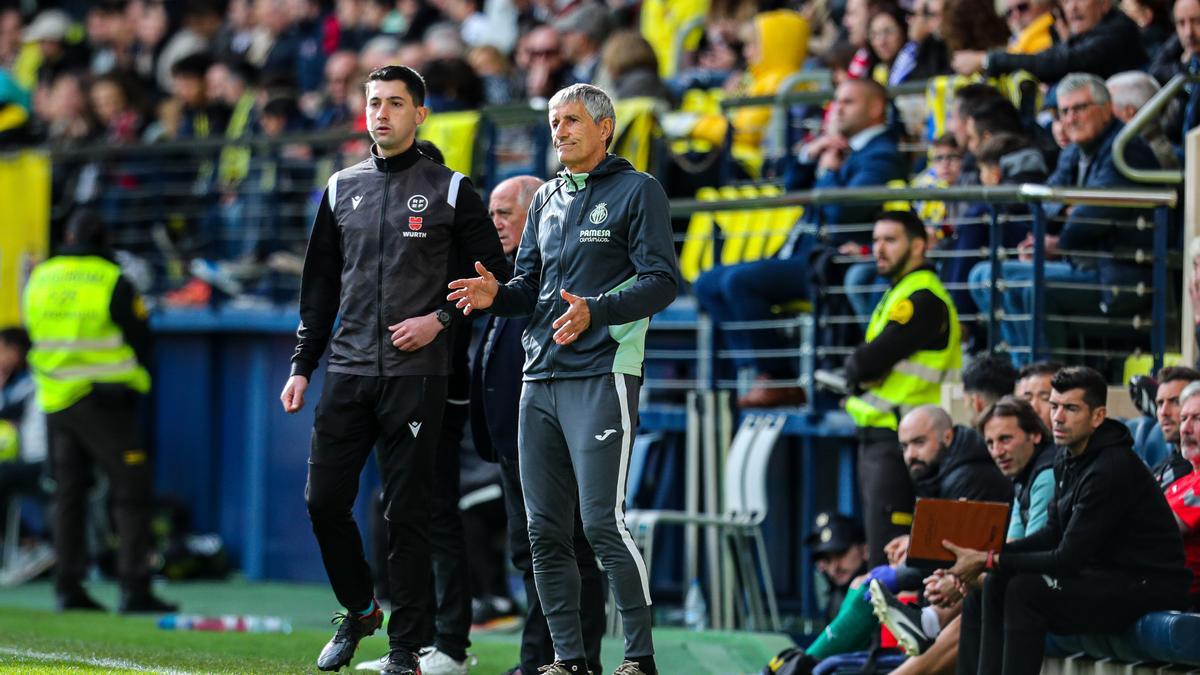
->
[0,327,30,357]
[977,395,1050,441]
[963,354,1019,401]
[64,208,108,248]
[1018,361,1063,380]
[170,52,214,79]
[968,98,1024,139]
[1157,365,1200,385]
[1051,366,1108,410]
[877,209,926,241]
[365,64,426,107]
[954,83,1005,117]
[932,133,959,150]
[975,132,1030,167]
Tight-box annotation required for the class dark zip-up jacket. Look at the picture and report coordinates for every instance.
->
[1013,440,1056,529]
[912,425,1014,503]
[1000,419,1192,590]
[291,143,508,379]
[985,8,1147,82]
[489,154,678,380]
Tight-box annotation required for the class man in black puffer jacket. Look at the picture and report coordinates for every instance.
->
[900,405,1015,504]
[949,366,1192,675]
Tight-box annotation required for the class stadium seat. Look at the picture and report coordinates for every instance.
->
[1122,416,1170,468]
[1048,612,1200,667]
[639,0,707,78]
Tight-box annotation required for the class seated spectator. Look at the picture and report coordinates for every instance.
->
[516,25,574,101]
[805,512,869,622]
[912,134,963,232]
[1150,366,1200,488]
[443,0,519,54]
[1004,0,1058,53]
[968,73,1162,364]
[945,99,1033,327]
[962,354,1021,418]
[890,0,950,85]
[695,80,906,407]
[952,0,1148,83]
[948,366,1192,675]
[468,45,519,105]
[553,3,614,86]
[1015,360,1063,429]
[170,53,230,140]
[975,132,1050,188]
[90,73,145,145]
[1106,70,1180,169]
[1120,0,1176,59]
[941,0,1013,57]
[309,50,359,129]
[685,9,810,177]
[1148,0,1200,138]
[423,57,485,112]
[1165,379,1200,608]
[842,0,895,79]
[598,30,674,106]
[866,6,911,85]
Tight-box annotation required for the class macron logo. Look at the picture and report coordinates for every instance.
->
[595,429,617,441]
[351,195,364,210]
[408,421,422,438]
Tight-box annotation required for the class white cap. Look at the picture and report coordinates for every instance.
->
[24,10,71,43]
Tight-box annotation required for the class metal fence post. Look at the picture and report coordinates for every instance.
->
[988,206,1002,353]
[1030,202,1047,363]
[1153,206,1169,372]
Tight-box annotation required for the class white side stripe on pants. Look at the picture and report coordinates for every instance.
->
[613,373,653,605]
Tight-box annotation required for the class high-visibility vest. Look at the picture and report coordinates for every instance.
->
[845,268,960,430]
[23,256,150,413]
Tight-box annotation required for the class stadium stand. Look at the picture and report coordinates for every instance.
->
[4,0,1200,671]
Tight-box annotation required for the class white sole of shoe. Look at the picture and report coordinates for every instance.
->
[867,579,925,657]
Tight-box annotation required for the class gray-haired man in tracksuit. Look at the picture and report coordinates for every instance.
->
[449,84,678,675]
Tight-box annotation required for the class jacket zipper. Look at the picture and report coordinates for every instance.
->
[551,180,591,378]
[376,171,391,376]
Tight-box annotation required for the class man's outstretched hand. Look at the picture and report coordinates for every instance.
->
[552,289,591,345]
[447,261,499,316]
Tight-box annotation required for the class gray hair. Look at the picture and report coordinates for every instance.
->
[1106,71,1160,111]
[1181,380,1200,407]
[549,84,617,144]
[1057,72,1111,107]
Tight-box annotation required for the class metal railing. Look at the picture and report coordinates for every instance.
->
[1113,71,1195,184]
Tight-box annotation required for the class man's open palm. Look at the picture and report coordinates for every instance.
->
[447,261,499,316]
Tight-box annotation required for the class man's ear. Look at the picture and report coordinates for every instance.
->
[1092,404,1107,429]
[601,116,615,148]
[416,105,429,125]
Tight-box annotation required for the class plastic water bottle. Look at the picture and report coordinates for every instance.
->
[157,614,293,634]
[683,579,707,631]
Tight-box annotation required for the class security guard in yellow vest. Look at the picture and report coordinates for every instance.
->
[843,210,960,567]
[22,210,177,613]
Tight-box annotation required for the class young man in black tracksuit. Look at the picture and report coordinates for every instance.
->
[449,84,679,675]
[280,65,507,675]
[947,367,1192,675]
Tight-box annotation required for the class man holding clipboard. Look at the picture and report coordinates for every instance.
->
[945,367,1191,675]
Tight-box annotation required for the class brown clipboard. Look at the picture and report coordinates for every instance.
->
[906,497,1010,570]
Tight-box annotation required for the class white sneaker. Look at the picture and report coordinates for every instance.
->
[419,647,473,675]
[354,654,389,671]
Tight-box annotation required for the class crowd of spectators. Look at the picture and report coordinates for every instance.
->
[0,0,1193,358]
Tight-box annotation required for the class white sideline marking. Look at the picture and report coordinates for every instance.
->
[0,645,202,674]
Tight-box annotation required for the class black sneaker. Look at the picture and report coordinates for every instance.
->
[868,579,934,656]
[317,606,385,671]
[119,591,179,614]
[380,649,422,674]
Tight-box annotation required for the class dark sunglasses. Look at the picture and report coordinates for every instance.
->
[1005,2,1032,16]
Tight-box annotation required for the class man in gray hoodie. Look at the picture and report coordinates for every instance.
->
[449,83,679,675]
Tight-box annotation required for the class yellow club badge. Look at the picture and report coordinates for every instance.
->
[888,298,914,325]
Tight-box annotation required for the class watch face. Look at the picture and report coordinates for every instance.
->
[437,310,451,326]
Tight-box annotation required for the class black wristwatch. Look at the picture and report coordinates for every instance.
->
[435,309,452,329]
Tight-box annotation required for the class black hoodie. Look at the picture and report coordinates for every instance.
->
[913,425,1014,504]
[1001,419,1192,591]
